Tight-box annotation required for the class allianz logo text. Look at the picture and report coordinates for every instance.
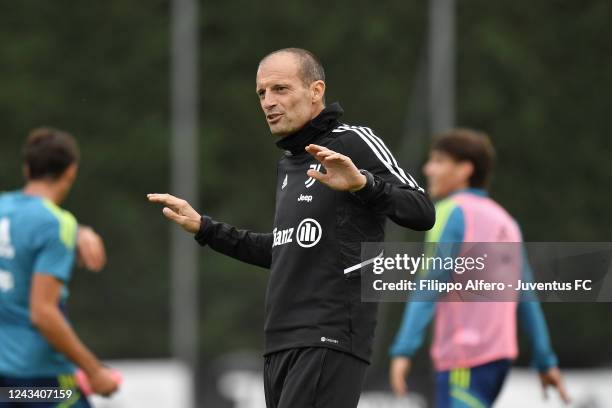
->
[272,218,322,248]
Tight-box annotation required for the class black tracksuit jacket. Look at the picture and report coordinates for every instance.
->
[195,103,435,363]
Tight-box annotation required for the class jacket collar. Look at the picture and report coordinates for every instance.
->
[275,102,344,155]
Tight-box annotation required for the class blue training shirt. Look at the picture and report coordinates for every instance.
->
[0,190,77,377]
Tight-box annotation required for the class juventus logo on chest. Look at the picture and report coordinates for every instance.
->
[305,164,320,188]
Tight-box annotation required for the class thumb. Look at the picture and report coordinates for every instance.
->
[162,207,186,225]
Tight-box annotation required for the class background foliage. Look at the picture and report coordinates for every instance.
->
[1,0,610,394]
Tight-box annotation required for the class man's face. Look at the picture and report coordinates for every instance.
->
[256,53,318,137]
[423,150,472,199]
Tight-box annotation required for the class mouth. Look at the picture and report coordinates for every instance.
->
[266,113,283,124]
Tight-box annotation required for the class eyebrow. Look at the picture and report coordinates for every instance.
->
[256,83,292,95]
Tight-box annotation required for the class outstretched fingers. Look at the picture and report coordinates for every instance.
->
[306,167,327,182]
[306,144,334,162]
[306,145,348,168]
[322,153,346,164]
[147,193,184,211]
[162,207,185,224]
[305,143,329,154]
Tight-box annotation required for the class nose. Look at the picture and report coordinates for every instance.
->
[262,92,277,111]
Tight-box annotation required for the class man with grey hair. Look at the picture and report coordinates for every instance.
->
[149,48,435,407]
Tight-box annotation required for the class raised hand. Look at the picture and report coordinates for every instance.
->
[147,193,201,234]
[304,144,367,192]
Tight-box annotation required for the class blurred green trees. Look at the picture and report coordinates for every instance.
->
[0,0,610,368]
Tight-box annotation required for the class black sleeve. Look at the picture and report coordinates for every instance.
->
[194,216,273,268]
[337,127,436,231]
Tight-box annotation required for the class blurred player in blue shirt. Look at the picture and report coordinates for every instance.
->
[0,128,119,406]
[389,129,569,407]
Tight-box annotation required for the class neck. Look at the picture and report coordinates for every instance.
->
[23,180,64,205]
[453,182,470,193]
[276,102,344,155]
[447,185,488,198]
[435,183,471,200]
[310,103,325,121]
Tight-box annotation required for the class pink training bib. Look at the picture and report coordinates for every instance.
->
[431,192,522,371]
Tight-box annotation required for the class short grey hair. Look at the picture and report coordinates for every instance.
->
[260,48,326,86]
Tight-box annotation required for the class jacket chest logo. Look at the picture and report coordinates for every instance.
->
[304,164,321,188]
[272,218,322,248]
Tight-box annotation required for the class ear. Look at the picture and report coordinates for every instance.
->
[22,164,30,180]
[311,80,326,104]
[457,161,474,185]
[62,163,79,184]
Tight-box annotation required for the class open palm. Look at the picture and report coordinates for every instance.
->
[305,144,366,192]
